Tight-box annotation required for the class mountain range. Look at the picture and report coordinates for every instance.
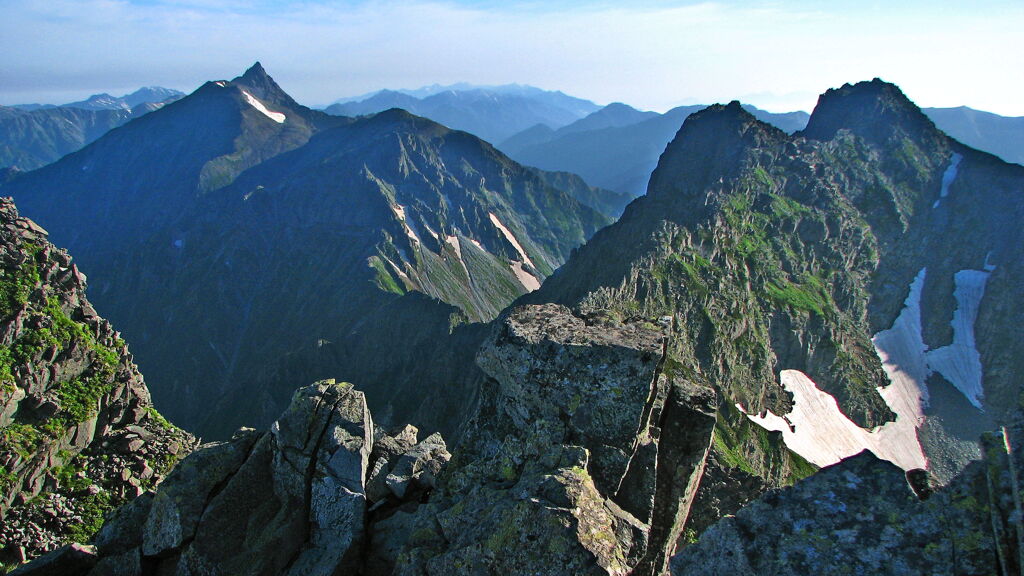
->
[10,87,184,112]
[324,85,601,144]
[0,64,614,441]
[500,100,1024,197]
[1,61,1024,576]
[4,75,1023,576]
[0,87,184,171]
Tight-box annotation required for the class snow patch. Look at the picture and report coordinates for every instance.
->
[510,261,541,292]
[488,212,534,267]
[939,153,963,198]
[925,269,990,409]
[445,235,462,260]
[740,370,927,470]
[391,204,421,245]
[241,90,285,123]
[872,268,930,417]
[214,81,227,87]
[984,251,997,272]
[380,255,410,281]
[422,223,440,241]
[933,152,963,207]
[746,262,995,470]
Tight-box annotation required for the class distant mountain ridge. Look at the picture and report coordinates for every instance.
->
[0,87,184,171]
[498,103,811,197]
[10,86,184,112]
[324,84,601,144]
[500,100,1024,198]
[922,106,1024,165]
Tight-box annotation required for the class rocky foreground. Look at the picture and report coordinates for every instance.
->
[14,303,1024,576]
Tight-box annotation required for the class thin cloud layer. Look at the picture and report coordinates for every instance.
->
[1,0,1022,115]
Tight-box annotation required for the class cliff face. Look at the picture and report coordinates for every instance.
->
[0,199,194,564]
[382,304,717,576]
[14,305,716,576]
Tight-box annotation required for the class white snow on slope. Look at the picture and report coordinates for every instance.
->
[510,261,541,292]
[873,268,930,418]
[926,269,990,409]
[933,152,963,208]
[422,223,440,242]
[380,255,410,281]
[743,260,993,470]
[488,212,535,267]
[445,235,462,260]
[741,370,926,470]
[391,204,421,245]
[241,90,285,124]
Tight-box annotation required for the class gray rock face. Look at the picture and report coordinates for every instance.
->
[9,543,98,576]
[388,304,718,576]
[13,379,450,576]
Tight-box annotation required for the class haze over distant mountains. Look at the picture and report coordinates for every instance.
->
[0,87,185,171]
[324,83,600,144]
[292,84,1024,199]
[4,78,1023,192]
[10,86,184,112]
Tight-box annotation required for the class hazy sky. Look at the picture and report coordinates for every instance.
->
[2,0,1022,115]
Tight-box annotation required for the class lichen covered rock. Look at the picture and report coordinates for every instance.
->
[387,304,718,576]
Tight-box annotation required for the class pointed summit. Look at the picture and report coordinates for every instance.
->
[647,100,785,200]
[803,78,941,145]
[240,61,269,81]
[231,61,298,109]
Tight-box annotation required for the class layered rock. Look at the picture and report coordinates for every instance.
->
[0,198,194,563]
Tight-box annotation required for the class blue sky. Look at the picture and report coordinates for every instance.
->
[2,0,1022,115]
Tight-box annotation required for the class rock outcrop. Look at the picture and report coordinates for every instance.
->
[0,198,195,563]
[377,304,717,576]
[671,419,1024,575]
[12,379,450,576]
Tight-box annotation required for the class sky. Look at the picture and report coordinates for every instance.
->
[2,0,1022,115]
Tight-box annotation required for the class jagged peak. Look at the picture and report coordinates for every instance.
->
[240,61,269,82]
[645,100,786,202]
[230,61,299,109]
[803,78,941,144]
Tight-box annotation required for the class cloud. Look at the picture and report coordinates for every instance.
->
[1,0,1022,116]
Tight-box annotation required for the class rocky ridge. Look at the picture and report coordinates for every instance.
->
[520,78,1024,526]
[0,198,194,564]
